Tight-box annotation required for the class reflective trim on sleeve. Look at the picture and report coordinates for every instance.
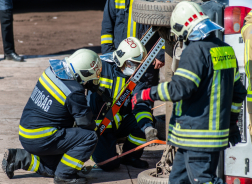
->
[115,0,125,9]
[39,68,71,105]
[209,70,221,130]
[127,0,137,37]
[210,46,237,70]
[247,90,252,102]
[99,77,113,89]
[175,100,182,116]
[101,34,113,44]
[157,82,171,101]
[127,134,146,146]
[114,113,122,129]
[175,68,201,87]
[135,112,153,123]
[231,102,243,113]
[113,77,126,104]
[61,153,84,171]
[27,154,40,172]
[19,125,58,139]
[234,71,241,82]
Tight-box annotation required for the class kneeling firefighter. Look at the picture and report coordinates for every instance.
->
[2,49,102,184]
[131,2,247,184]
[88,37,159,171]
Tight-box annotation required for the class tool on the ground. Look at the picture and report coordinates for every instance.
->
[96,36,165,136]
[81,140,166,174]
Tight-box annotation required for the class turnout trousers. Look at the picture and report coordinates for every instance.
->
[168,148,224,184]
[19,127,97,179]
[92,114,146,171]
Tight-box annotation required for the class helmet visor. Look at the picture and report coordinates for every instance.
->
[188,19,224,41]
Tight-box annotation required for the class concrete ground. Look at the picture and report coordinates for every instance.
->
[0,55,166,184]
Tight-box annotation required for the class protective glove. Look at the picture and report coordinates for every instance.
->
[144,126,159,146]
[131,88,153,110]
[228,123,241,147]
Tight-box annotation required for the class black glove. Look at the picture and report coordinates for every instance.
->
[228,123,241,147]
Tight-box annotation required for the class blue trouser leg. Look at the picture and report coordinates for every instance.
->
[21,127,97,179]
[169,148,224,184]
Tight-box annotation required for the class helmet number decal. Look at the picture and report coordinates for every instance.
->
[90,61,100,76]
[125,38,137,48]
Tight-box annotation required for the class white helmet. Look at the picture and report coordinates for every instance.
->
[65,49,102,84]
[113,37,147,68]
[170,1,209,41]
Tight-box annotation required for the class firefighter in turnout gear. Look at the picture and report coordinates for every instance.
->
[131,2,247,184]
[1,49,102,184]
[89,37,158,171]
[100,0,164,87]
[241,10,252,136]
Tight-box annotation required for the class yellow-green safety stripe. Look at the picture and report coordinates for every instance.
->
[127,134,146,146]
[231,102,243,113]
[101,34,113,44]
[99,77,113,89]
[27,154,40,172]
[135,112,153,123]
[175,100,183,116]
[175,68,201,87]
[113,77,126,104]
[19,125,58,139]
[61,153,84,171]
[115,0,125,9]
[127,0,137,37]
[157,82,171,101]
[247,90,252,102]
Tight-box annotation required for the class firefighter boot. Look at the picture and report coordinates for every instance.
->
[2,149,31,179]
[121,156,149,169]
[54,176,87,184]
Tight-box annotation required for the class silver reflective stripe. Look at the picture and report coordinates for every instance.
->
[175,69,200,86]
[19,127,57,136]
[101,37,113,42]
[231,105,241,110]
[45,67,71,96]
[62,156,83,169]
[30,155,39,171]
[172,128,229,137]
[160,82,170,101]
[115,2,124,6]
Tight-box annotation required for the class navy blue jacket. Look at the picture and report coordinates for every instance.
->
[0,0,12,10]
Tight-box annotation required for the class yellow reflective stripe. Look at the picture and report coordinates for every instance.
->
[168,134,228,148]
[115,0,125,9]
[61,154,84,171]
[175,68,201,87]
[127,0,137,37]
[241,24,252,38]
[113,77,125,104]
[114,113,122,129]
[175,100,183,116]
[234,71,240,82]
[19,125,58,139]
[127,134,146,146]
[39,72,66,105]
[247,90,252,102]
[99,77,113,89]
[162,45,165,49]
[245,40,250,89]
[209,70,221,130]
[210,46,237,70]
[231,102,243,113]
[157,82,171,101]
[101,34,113,44]
[27,154,40,172]
[135,112,153,123]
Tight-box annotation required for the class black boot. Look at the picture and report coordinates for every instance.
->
[121,156,149,169]
[54,175,87,184]
[5,52,24,62]
[2,149,17,179]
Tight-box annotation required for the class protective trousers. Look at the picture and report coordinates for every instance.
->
[92,114,146,171]
[0,9,15,54]
[20,127,97,179]
[168,148,224,184]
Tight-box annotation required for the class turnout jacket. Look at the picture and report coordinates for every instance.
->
[150,34,247,152]
[89,60,153,132]
[101,0,164,62]
[241,10,252,113]
[19,67,93,143]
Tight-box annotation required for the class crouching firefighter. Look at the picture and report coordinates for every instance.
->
[131,2,247,184]
[88,37,159,171]
[1,49,102,184]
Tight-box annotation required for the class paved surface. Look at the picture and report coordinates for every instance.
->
[0,55,166,184]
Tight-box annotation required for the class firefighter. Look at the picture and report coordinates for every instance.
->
[89,37,158,171]
[1,49,102,184]
[131,2,247,184]
[241,10,252,137]
[100,0,164,87]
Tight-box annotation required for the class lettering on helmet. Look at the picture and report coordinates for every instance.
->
[212,54,236,62]
[90,61,100,76]
[125,38,137,48]
[116,89,131,106]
